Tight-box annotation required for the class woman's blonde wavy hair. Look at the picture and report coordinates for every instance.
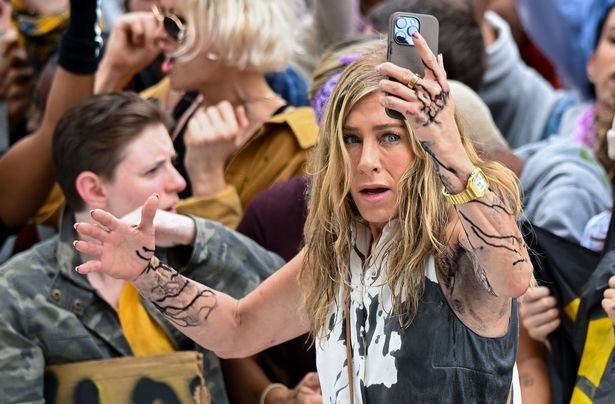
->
[172,0,299,72]
[301,47,521,337]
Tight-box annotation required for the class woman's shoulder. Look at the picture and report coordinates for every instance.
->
[263,107,319,149]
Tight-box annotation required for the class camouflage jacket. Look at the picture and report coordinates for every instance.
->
[0,209,284,403]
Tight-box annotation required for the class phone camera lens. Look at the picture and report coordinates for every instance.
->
[395,31,407,43]
[407,26,418,37]
[395,17,407,29]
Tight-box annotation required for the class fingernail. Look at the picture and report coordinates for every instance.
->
[75,265,80,273]
[154,193,160,199]
[90,210,95,216]
[72,240,78,247]
[74,223,79,230]
[410,28,419,38]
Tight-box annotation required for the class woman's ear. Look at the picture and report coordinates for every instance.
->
[75,171,108,209]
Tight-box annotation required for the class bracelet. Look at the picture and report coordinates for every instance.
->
[259,383,287,404]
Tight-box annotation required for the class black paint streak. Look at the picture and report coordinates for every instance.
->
[420,140,458,192]
[135,245,155,262]
[142,260,218,328]
[470,198,510,215]
[413,84,449,126]
[457,210,521,254]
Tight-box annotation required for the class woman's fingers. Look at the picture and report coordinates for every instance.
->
[526,317,561,343]
[90,208,122,231]
[73,222,109,241]
[378,79,418,103]
[139,194,159,232]
[73,239,103,257]
[520,294,558,317]
[75,260,102,275]
[380,93,424,124]
[522,306,560,329]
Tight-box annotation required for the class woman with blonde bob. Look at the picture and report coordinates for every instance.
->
[74,33,532,403]
[92,0,317,230]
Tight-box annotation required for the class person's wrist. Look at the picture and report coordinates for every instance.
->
[94,61,134,92]
[189,168,227,197]
[133,255,160,284]
[260,383,289,404]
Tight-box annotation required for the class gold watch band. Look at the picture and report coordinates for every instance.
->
[442,167,489,204]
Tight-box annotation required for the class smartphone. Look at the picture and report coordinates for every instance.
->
[386,12,439,120]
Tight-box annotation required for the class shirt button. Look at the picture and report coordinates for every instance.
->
[51,289,62,301]
[73,299,82,311]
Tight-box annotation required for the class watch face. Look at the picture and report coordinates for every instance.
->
[472,172,488,194]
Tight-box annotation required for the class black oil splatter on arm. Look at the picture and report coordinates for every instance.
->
[453,200,529,295]
[137,256,218,328]
[420,140,460,193]
[135,245,155,262]
[412,84,449,127]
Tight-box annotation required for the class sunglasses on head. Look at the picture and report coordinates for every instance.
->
[152,5,186,43]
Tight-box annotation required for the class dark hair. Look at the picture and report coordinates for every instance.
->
[594,4,615,50]
[52,92,174,212]
[368,0,486,91]
[587,4,615,98]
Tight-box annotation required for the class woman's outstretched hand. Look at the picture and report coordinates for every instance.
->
[73,194,160,281]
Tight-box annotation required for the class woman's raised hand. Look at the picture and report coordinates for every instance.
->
[376,32,459,149]
[73,194,160,281]
[184,101,249,196]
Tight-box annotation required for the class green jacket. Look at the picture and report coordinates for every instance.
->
[0,209,284,403]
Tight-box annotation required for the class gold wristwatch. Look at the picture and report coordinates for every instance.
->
[442,167,489,204]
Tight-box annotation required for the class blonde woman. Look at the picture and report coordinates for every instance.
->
[68,0,319,230]
[75,33,532,402]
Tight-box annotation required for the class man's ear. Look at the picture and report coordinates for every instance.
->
[75,171,108,209]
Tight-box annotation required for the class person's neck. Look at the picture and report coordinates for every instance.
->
[594,101,615,140]
[197,69,280,107]
[74,210,126,309]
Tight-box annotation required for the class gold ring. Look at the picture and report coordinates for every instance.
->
[407,74,420,88]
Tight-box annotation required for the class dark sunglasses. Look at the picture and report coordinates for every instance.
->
[152,5,186,42]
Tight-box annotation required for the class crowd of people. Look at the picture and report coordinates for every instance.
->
[0,0,614,403]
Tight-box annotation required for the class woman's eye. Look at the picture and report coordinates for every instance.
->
[343,135,361,144]
[382,133,400,143]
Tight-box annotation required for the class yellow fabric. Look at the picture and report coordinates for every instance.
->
[570,317,615,403]
[176,107,319,228]
[117,283,175,356]
[34,183,64,227]
[140,77,171,106]
[570,389,593,404]
[564,297,581,321]
[177,184,243,229]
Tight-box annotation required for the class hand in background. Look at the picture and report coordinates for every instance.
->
[184,101,249,196]
[602,275,615,324]
[264,372,322,404]
[95,11,161,92]
[520,286,560,347]
[292,372,322,403]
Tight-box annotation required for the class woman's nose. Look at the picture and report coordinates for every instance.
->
[357,141,381,173]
